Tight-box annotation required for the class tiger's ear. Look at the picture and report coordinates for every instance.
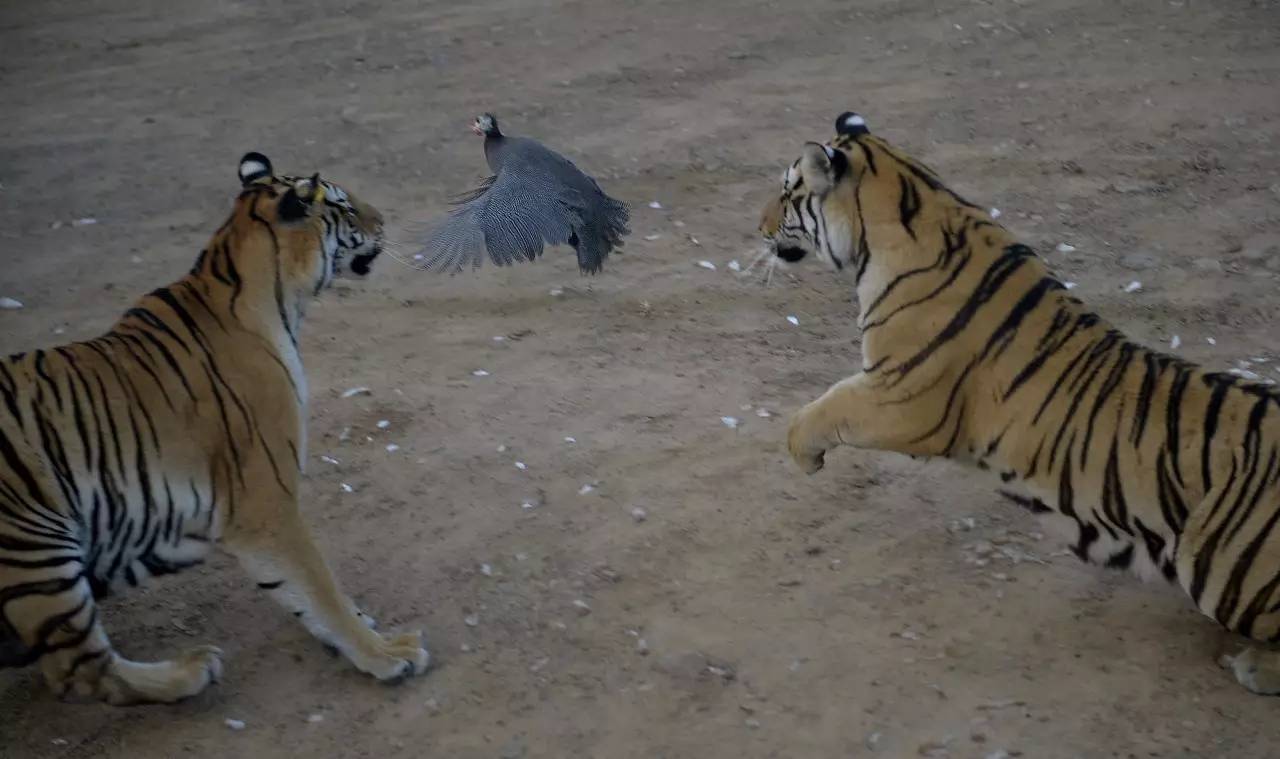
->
[798,142,844,195]
[278,173,322,221]
[238,152,274,187]
[835,111,870,137]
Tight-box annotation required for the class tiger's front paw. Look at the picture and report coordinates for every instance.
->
[354,631,430,684]
[787,407,829,475]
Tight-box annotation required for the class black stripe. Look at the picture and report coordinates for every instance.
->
[889,244,1035,381]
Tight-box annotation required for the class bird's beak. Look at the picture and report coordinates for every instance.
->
[471,122,484,136]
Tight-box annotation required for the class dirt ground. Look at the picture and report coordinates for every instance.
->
[3,0,1280,756]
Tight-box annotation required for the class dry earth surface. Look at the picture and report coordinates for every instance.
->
[3,0,1280,757]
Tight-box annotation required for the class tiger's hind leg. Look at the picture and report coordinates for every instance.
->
[224,505,429,683]
[10,575,222,705]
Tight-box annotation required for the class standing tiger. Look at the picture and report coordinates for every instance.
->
[0,153,429,705]
[760,112,1280,695]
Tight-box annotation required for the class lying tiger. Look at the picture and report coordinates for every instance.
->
[0,153,428,705]
[761,112,1280,695]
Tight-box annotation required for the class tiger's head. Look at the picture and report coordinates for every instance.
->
[758,113,872,273]
[759,112,983,287]
[236,152,385,288]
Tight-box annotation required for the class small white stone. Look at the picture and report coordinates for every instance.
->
[515,461,527,470]
[340,483,355,493]
[460,642,472,652]
[515,552,528,561]
[497,444,507,452]
[1062,281,1077,290]
[631,507,648,522]
[697,260,717,270]
[50,739,69,747]
[0,297,24,310]
[636,637,650,655]
[549,288,564,296]
[338,426,352,442]
[72,217,98,226]
[340,386,371,398]
[989,207,1002,219]
[643,234,661,241]
[720,416,740,429]
[648,201,663,209]
[493,335,506,342]
[376,420,390,429]
[689,236,700,246]
[472,369,490,377]
[521,500,538,510]
[578,483,596,495]
[225,718,246,731]
[728,260,741,272]
[673,220,685,228]
[385,444,400,453]
[1055,242,1076,253]
[572,599,592,615]
[1207,337,1217,345]
[464,613,480,627]
[1170,335,1181,350]
[563,436,577,443]
[480,563,493,577]
[786,315,800,326]
[1124,280,1142,293]
[306,713,324,724]
[755,408,771,418]
[130,255,143,264]
[320,455,340,465]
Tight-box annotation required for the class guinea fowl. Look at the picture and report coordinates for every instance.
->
[414,113,630,275]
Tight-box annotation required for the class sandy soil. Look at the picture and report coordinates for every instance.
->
[3,0,1280,756]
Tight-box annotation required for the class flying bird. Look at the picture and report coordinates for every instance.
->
[412,113,631,275]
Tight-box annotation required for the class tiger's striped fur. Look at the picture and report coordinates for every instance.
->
[761,112,1280,695]
[0,153,428,705]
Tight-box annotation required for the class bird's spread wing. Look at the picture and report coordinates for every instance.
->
[413,168,585,274]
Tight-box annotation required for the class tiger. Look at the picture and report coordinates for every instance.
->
[0,152,429,705]
[759,111,1280,695]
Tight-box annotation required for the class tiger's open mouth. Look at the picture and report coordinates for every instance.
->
[775,244,808,263]
[350,245,381,276]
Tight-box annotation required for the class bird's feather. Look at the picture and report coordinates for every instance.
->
[414,167,586,274]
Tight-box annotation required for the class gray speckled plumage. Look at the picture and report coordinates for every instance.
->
[415,113,630,275]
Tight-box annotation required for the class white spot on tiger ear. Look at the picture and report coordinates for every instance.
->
[844,114,866,129]
[238,158,270,185]
[822,145,836,160]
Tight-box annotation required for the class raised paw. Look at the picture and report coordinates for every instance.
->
[787,409,828,475]
[355,631,430,683]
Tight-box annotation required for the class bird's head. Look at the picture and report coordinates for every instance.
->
[472,113,501,138]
